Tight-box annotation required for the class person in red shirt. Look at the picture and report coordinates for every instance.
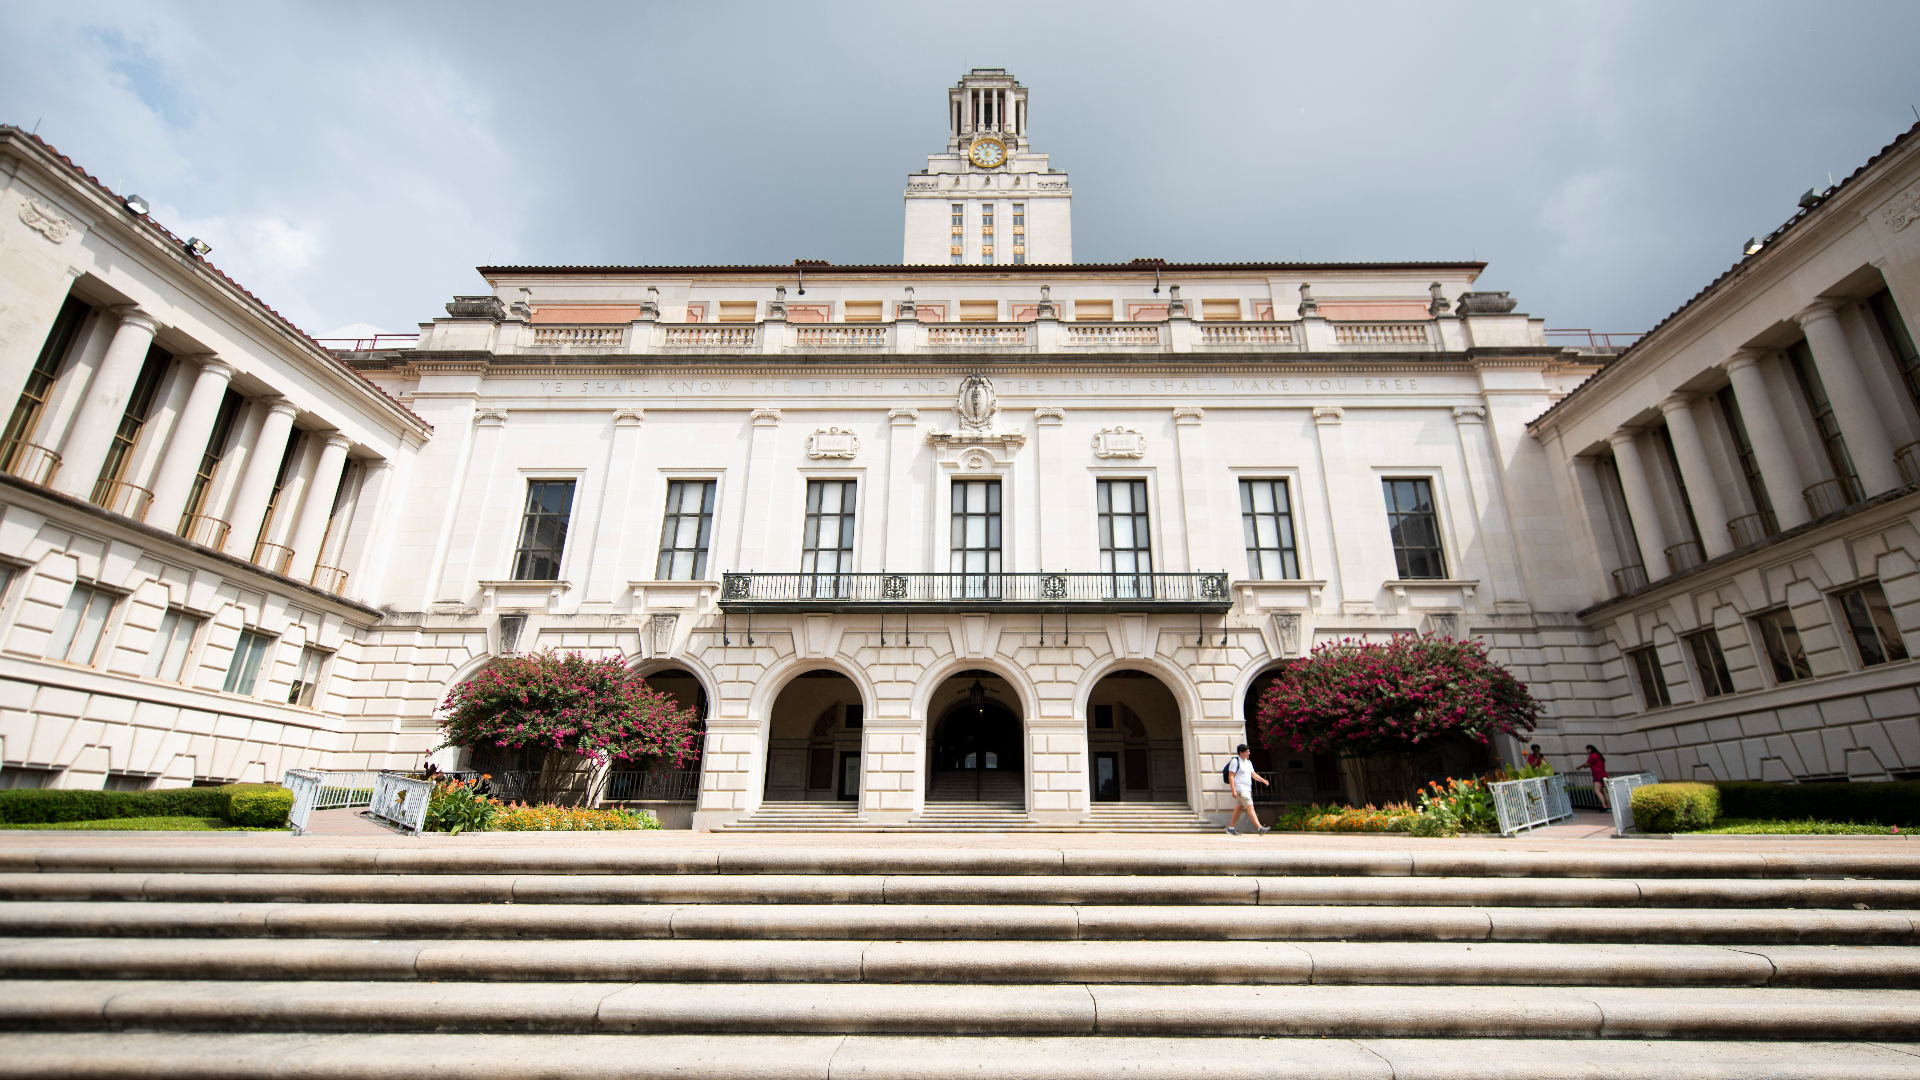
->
[1525,744,1546,769]
[1584,745,1609,811]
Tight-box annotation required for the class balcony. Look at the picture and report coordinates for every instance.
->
[252,541,295,575]
[718,571,1233,613]
[1898,441,1920,487]
[0,441,60,486]
[1332,321,1433,347]
[310,565,350,594]
[90,478,153,522]
[1803,477,1861,520]
[1610,564,1649,596]
[1063,322,1164,348]
[925,324,1029,349]
[1727,511,1775,549]
[1664,540,1705,576]
[179,513,231,550]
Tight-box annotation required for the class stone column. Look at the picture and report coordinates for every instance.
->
[732,409,781,570]
[52,307,160,499]
[1607,430,1668,576]
[1722,351,1809,530]
[223,399,298,558]
[1567,454,1623,594]
[583,409,644,602]
[1034,408,1066,568]
[1798,302,1902,495]
[1171,406,1211,572]
[1658,395,1734,558]
[434,409,510,600]
[336,460,393,602]
[883,409,919,568]
[145,357,234,530]
[287,433,351,582]
[1452,405,1523,603]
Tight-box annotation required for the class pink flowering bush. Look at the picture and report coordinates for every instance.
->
[438,651,700,804]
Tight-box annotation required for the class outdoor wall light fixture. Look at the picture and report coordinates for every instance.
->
[185,238,212,257]
[123,194,149,215]
[1743,238,1764,256]
[969,679,986,713]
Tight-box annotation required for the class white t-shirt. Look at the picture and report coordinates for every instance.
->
[1227,756,1255,795]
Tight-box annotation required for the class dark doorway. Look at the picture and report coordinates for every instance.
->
[1092,751,1121,802]
[927,671,1023,803]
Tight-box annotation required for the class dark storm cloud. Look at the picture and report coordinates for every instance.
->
[3,0,1918,337]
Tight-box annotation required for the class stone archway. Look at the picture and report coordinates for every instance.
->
[601,666,709,817]
[763,669,865,802]
[1085,669,1188,804]
[925,669,1023,804]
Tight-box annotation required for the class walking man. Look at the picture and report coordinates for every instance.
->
[1225,743,1270,835]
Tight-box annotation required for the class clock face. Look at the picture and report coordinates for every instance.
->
[968,137,1007,169]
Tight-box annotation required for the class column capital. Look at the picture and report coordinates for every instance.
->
[887,408,919,425]
[1606,428,1641,448]
[1720,348,1766,373]
[185,354,234,381]
[1033,407,1064,424]
[1313,406,1344,425]
[474,408,508,427]
[612,408,644,427]
[1452,406,1486,424]
[1657,394,1694,416]
[750,408,781,426]
[263,397,300,420]
[1172,405,1205,425]
[1794,300,1844,327]
[111,306,161,334]
[321,432,353,452]
[362,458,395,472]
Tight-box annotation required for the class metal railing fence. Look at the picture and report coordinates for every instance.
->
[283,769,383,834]
[1490,774,1575,836]
[369,772,432,834]
[720,571,1231,611]
[1607,772,1660,835]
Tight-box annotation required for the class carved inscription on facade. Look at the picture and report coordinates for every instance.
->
[1092,426,1146,458]
[806,427,861,459]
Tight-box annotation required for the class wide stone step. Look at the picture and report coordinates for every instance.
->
[12,979,1920,1039]
[6,845,1916,878]
[7,938,1918,987]
[6,902,1915,944]
[4,1032,1915,1080]
[5,872,1918,908]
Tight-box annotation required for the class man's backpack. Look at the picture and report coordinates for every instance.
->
[1222,759,1237,786]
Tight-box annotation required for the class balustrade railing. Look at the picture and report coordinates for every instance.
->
[720,570,1231,611]
[1334,321,1432,346]
[1064,323,1164,347]
[1197,322,1294,347]
[1898,441,1920,487]
[926,324,1029,347]
[0,440,60,486]
[530,325,625,348]
[603,769,700,802]
[90,478,153,522]
[1803,477,1858,519]
[179,513,231,550]
[252,541,295,575]
[794,325,890,348]
[1610,563,1649,596]
[1664,540,1705,575]
[663,326,759,348]
[311,565,349,594]
[1726,511,1774,549]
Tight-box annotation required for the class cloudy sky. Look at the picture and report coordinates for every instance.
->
[5,1,1919,338]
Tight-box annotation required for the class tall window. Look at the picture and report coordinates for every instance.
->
[656,480,717,580]
[288,646,328,707]
[180,389,242,535]
[143,610,201,683]
[1788,340,1863,506]
[1383,478,1446,580]
[1,295,87,474]
[1753,608,1811,684]
[223,630,273,696]
[1867,289,1920,411]
[980,203,995,265]
[1097,479,1153,597]
[512,480,576,580]
[950,479,1001,597]
[801,479,857,597]
[92,343,170,502]
[1657,425,1702,564]
[1686,630,1735,698]
[1716,386,1777,538]
[1239,479,1299,580]
[950,203,964,264]
[1836,582,1909,668]
[47,585,115,666]
[1628,646,1671,709]
[1011,202,1026,264]
[253,428,303,555]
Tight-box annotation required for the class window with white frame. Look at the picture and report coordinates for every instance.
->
[1239,479,1299,580]
[950,479,1002,597]
[47,585,115,666]
[223,630,274,696]
[1098,479,1153,597]
[801,479,857,598]
[1752,608,1811,684]
[1835,582,1910,668]
[143,609,202,683]
[287,646,328,707]
[656,480,717,581]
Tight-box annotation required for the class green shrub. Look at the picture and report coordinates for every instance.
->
[1632,782,1721,832]
[1713,781,1920,828]
[225,787,294,827]
[0,816,252,831]
[0,783,289,825]
[425,778,499,835]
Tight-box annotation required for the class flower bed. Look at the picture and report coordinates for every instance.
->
[1271,803,1417,833]
[492,803,660,831]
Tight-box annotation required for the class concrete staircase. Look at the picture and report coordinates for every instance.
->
[721,800,1212,833]
[2,843,1920,1076]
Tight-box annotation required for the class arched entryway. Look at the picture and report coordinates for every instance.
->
[763,669,865,802]
[1085,669,1187,804]
[1242,664,1341,806]
[603,666,708,813]
[926,670,1023,803]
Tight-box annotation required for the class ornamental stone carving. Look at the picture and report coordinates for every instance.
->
[957,371,997,430]
[806,426,861,459]
[1092,426,1147,458]
[1884,183,1920,233]
[1274,612,1301,656]
[17,198,71,243]
[1456,291,1518,314]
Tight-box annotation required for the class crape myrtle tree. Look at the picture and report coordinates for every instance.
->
[437,650,702,805]
[1253,634,1541,804]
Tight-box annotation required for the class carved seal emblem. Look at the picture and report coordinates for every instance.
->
[1884,183,1920,233]
[957,372,997,430]
[17,198,71,243]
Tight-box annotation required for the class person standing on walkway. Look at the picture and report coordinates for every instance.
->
[1584,744,1610,811]
[1225,744,1270,835]
[1525,744,1547,769]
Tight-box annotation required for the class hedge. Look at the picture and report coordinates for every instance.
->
[0,783,284,825]
[1714,780,1920,828]
[225,787,294,827]
[1632,782,1720,833]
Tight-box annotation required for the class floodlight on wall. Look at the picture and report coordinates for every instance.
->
[123,194,149,215]
[185,238,212,257]
[968,679,986,713]
[1743,237,1764,256]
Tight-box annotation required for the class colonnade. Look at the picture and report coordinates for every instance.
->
[1589,301,1911,590]
[9,303,387,597]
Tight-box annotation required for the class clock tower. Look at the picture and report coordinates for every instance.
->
[903,69,1072,265]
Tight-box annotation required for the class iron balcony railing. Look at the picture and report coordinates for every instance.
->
[719,571,1233,613]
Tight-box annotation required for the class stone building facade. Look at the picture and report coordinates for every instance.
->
[3,73,1920,826]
